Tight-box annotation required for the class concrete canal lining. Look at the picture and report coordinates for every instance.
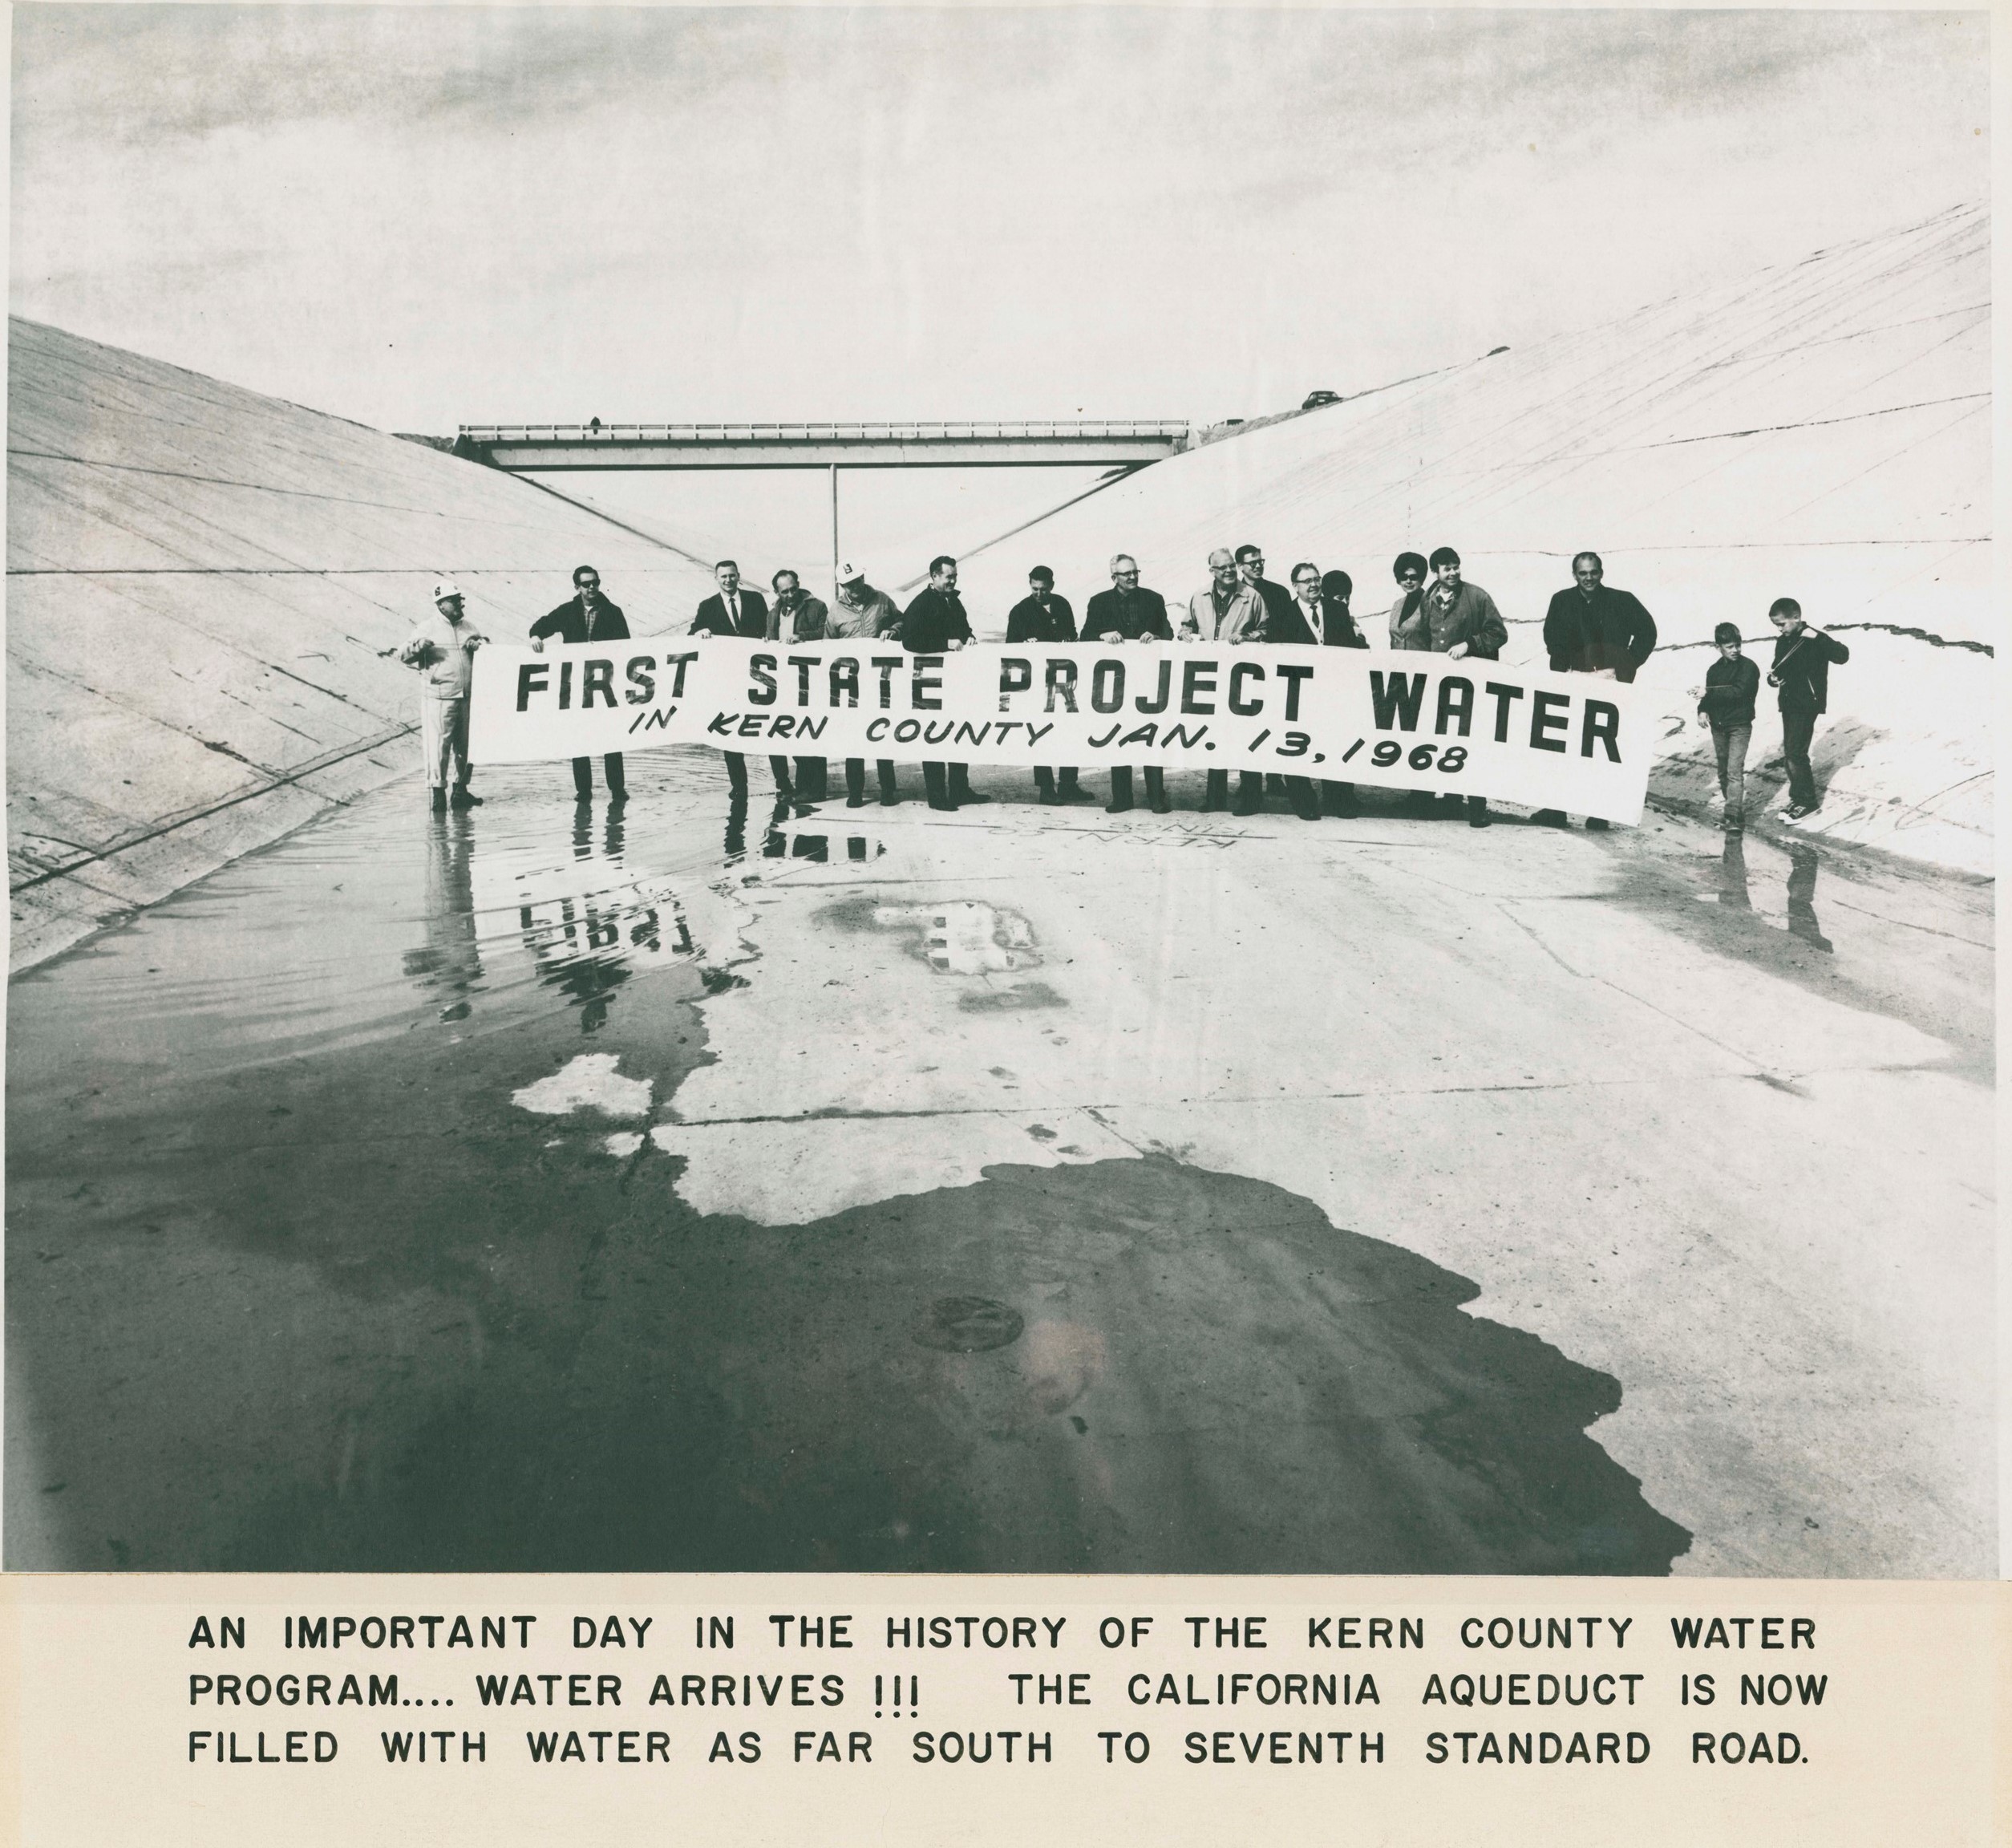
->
[6,315,719,971]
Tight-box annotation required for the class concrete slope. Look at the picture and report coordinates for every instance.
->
[956,205,1991,872]
[7,317,719,969]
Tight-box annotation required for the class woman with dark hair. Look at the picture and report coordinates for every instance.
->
[1387,552,1431,649]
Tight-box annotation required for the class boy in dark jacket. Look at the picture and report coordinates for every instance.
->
[1696,622,1760,833]
[1767,598,1850,821]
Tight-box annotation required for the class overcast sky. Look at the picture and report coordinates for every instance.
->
[11,6,1990,438]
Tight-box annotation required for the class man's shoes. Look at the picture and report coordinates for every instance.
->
[1296,805,1322,822]
[1106,800,1133,815]
[1783,803,1819,821]
[1584,817,1609,831]
[1057,779,1095,804]
[450,787,481,808]
[431,788,448,813]
[1468,801,1492,829]
[846,794,868,808]
[953,789,991,805]
[1530,808,1568,828]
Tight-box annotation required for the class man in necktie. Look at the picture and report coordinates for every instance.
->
[690,559,773,796]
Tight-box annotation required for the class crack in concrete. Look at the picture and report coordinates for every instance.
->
[652,1059,1953,1132]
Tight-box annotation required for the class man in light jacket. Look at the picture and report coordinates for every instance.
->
[1185,549,1267,810]
[1408,547,1506,828]
[400,578,485,813]
[828,562,901,807]
[767,568,830,800]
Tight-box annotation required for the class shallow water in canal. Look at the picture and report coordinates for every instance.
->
[42,748,1979,1572]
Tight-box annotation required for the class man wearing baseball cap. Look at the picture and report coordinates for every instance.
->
[399,578,486,811]
[828,561,904,806]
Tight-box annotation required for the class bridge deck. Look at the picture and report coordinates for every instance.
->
[458,418,1190,470]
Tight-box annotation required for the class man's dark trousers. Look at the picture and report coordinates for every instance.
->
[1782,707,1820,808]
[573,753,625,800]
[846,758,898,804]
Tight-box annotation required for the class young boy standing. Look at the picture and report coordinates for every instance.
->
[1696,622,1760,833]
[1766,598,1851,821]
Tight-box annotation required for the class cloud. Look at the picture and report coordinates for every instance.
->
[10,7,1986,434]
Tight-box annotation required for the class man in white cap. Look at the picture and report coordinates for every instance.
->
[400,578,486,811]
[827,561,903,806]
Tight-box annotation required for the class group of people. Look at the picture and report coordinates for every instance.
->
[401,546,1848,830]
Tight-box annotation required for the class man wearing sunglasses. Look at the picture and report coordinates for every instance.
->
[530,564,629,804]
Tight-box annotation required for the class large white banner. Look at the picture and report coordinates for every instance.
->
[469,638,1651,823]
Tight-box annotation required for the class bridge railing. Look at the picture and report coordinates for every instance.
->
[458,419,1191,444]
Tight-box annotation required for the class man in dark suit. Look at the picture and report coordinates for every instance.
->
[690,559,771,795]
[1084,553,1174,814]
[901,556,989,812]
[1005,565,1090,804]
[529,563,630,803]
[1532,550,1658,829]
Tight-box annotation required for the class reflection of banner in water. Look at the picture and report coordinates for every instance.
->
[465,807,694,1015]
[471,638,1651,823]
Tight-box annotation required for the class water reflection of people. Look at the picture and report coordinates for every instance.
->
[1714,835,1831,953]
[1786,844,1832,952]
[403,810,484,1019]
[520,785,678,1031]
[1715,834,1751,910]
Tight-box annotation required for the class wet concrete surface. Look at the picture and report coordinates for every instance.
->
[5,753,1993,1574]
